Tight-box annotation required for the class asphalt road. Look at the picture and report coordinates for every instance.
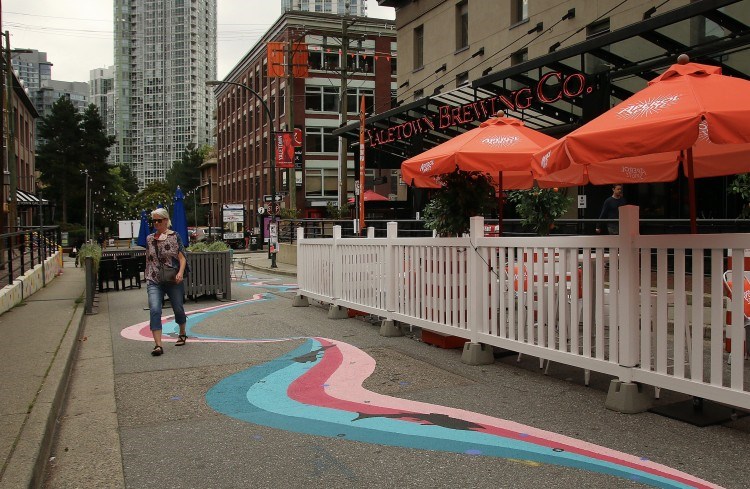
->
[43,269,750,489]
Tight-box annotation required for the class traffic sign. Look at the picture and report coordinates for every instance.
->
[263,194,283,202]
[265,203,280,215]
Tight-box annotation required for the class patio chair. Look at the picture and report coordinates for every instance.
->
[119,257,141,290]
[98,257,120,292]
[722,270,750,363]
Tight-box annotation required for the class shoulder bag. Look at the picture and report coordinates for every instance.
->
[154,235,178,285]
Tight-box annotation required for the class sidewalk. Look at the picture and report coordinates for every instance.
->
[0,258,85,488]
[0,252,293,488]
[233,249,297,277]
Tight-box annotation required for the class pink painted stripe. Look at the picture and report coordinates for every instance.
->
[294,338,719,489]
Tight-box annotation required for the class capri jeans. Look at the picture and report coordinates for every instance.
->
[147,281,187,331]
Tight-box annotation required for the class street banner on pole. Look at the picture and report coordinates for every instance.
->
[359,95,366,233]
[267,42,286,77]
[275,132,295,168]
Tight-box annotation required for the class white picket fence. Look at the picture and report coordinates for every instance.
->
[296,207,750,411]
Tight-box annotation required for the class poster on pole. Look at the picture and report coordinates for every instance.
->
[275,132,295,168]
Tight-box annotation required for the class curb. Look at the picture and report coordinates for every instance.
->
[243,261,297,278]
[0,298,86,489]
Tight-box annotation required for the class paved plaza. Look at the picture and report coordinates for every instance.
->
[2,254,748,488]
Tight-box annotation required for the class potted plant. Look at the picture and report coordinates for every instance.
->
[506,187,573,235]
[423,170,496,237]
[184,240,232,300]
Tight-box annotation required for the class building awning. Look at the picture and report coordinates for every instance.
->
[334,0,750,168]
[16,189,49,206]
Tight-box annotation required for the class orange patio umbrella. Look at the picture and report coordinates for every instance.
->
[532,55,750,233]
[401,116,556,234]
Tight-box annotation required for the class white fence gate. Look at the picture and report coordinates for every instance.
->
[296,207,750,411]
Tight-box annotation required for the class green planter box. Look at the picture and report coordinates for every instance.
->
[185,250,231,300]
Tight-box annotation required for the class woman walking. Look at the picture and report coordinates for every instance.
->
[145,208,188,356]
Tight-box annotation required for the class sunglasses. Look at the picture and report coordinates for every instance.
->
[151,218,166,224]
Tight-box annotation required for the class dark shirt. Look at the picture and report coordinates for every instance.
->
[598,196,627,223]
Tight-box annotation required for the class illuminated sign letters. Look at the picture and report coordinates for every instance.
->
[367,71,591,147]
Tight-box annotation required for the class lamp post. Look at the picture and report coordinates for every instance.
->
[206,79,278,268]
[81,169,90,243]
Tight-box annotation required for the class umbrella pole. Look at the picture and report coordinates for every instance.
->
[686,147,697,234]
[498,171,504,236]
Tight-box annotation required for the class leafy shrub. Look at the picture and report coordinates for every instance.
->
[77,243,102,271]
[506,187,573,235]
[326,201,351,219]
[729,174,750,218]
[186,241,229,253]
[423,170,496,236]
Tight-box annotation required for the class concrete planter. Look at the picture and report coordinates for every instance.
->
[185,250,231,300]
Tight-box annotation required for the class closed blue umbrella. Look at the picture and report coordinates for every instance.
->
[136,210,150,247]
[172,186,189,247]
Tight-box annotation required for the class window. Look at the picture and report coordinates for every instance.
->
[511,48,528,66]
[456,71,469,87]
[305,127,337,153]
[413,25,424,69]
[305,169,359,198]
[347,88,374,114]
[413,88,424,100]
[306,86,339,112]
[308,50,323,70]
[512,0,528,24]
[456,1,468,51]
[586,18,610,39]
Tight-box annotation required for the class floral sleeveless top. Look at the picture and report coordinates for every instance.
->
[145,231,186,284]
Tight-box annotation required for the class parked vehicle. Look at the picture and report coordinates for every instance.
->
[194,227,225,243]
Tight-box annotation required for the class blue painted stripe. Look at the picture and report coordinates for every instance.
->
[206,340,694,489]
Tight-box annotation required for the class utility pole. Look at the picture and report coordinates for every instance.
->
[337,10,350,211]
[5,31,16,232]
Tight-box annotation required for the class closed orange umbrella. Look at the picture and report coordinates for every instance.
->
[533,56,750,233]
[401,116,556,233]
[348,189,389,203]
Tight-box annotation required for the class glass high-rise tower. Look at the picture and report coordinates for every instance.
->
[281,0,367,16]
[113,0,217,189]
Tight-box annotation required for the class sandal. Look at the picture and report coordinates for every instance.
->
[151,345,164,356]
[175,334,188,347]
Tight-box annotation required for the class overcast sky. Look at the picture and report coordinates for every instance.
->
[2,0,395,83]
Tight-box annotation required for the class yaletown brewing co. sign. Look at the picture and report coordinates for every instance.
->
[366,71,592,147]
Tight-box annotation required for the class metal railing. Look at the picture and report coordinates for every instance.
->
[0,226,61,286]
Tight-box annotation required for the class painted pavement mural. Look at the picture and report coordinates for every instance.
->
[120,281,721,489]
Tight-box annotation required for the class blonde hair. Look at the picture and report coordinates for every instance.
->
[151,208,172,228]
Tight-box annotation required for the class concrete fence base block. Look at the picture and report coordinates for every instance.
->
[605,380,652,414]
[292,295,309,307]
[461,342,495,366]
[327,305,349,319]
[379,319,403,337]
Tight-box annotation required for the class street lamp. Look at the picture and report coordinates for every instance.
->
[206,79,278,268]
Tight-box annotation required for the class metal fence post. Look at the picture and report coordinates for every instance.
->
[84,256,94,314]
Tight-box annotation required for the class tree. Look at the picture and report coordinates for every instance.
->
[36,97,84,224]
[166,144,211,225]
[118,164,140,196]
[130,181,172,216]
[423,170,496,236]
[36,100,116,226]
